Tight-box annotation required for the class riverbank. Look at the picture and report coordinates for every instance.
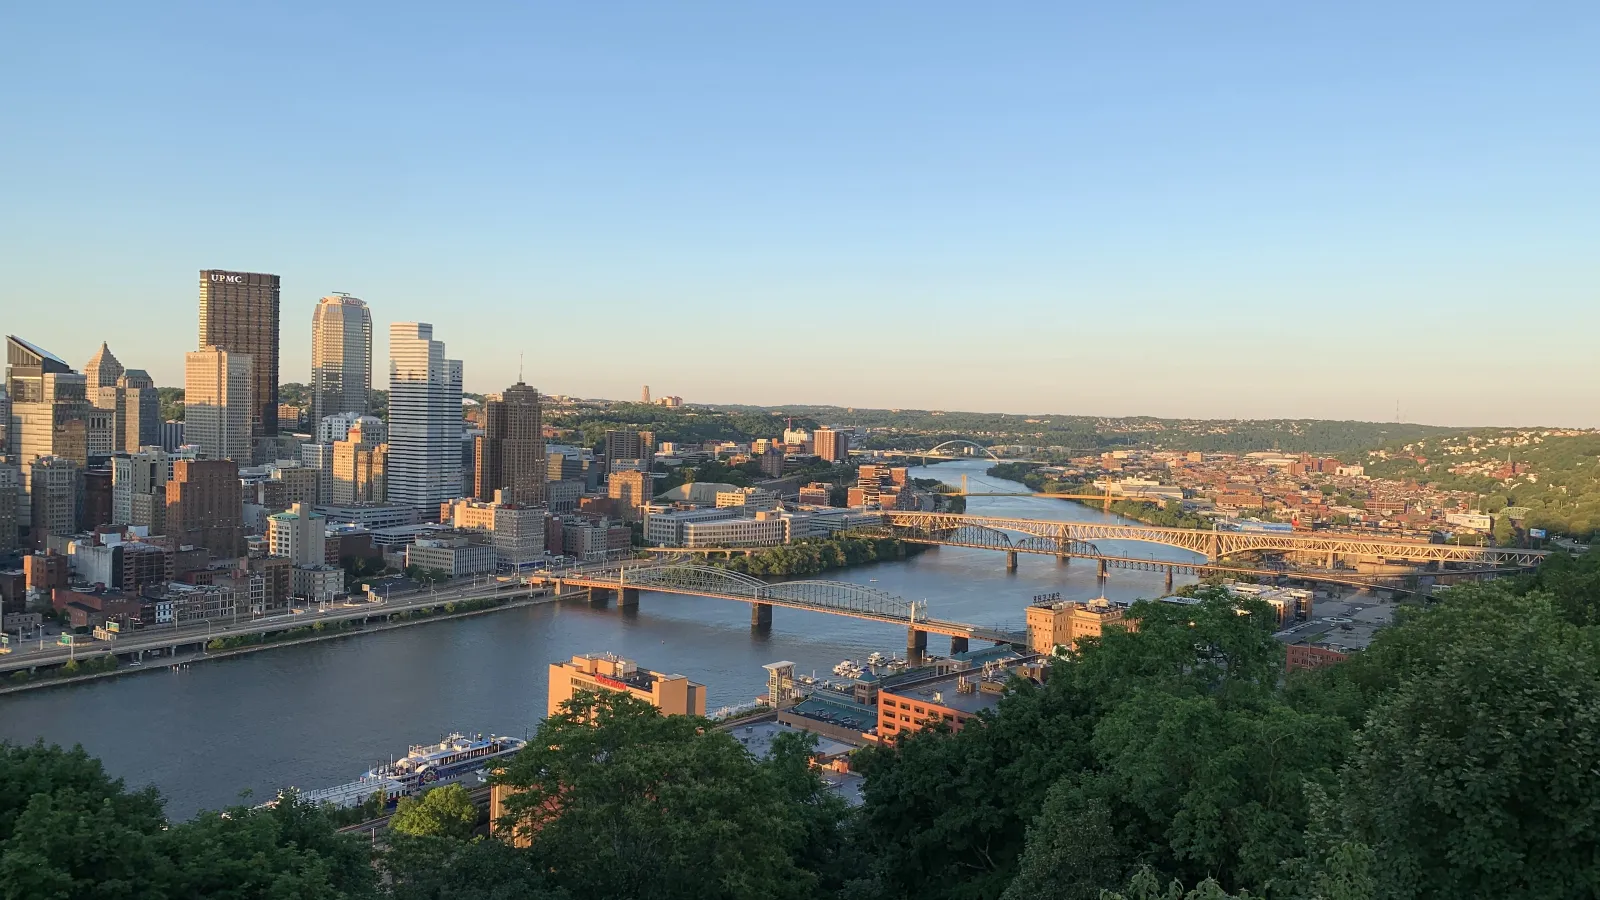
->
[693,532,928,577]
[0,592,559,696]
[985,463,1206,529]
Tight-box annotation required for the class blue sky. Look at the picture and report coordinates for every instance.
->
[3,3,1596,425]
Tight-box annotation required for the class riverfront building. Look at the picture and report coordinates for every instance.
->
[198,270,281,460]
[1024,597,1131,655]
[310,294,373,426]
[547,652,706,718]
[386,323,463,514]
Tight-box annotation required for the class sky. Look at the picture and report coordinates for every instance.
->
[2,3,1597,426]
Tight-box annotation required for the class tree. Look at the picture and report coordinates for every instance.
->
[161,798,377,899]
[494,690,820,900]
[1339,611,1600,900]
[384,835,567,900]
[390,784,478,841]
[1001,789,1121,900]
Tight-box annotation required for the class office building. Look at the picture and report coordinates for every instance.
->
[0,462,18,554]
[28,456,80,548]
[444,494,545,568]
[300,442,334,504]
[198,269,280,459]
[310,293,372,426]
[293,564,344,604]
[681,511,788,548]
[474,381,545,505]
[877,670,1011,740]
[813,427,849,463]
[160,420,186,452]
[605,429,644,472]
[267,502,326,567]
[107,370,160,453]
[714,487,779,511]
[6,337,91,528]
[546,478,582,513]
[83,342,123,391]
[82,466,113,530]
[547,652,705,718]
[643,508,737,546]
[387,323,463,513]
[316,412,372,444]
[184,347,253,462]
[166,459,244,559]
[798,482,831,506]
[111,447,168,531]
[760,448,785,479]
[607,469,654,521]
[332,418,386,504]
[405,534,495,576]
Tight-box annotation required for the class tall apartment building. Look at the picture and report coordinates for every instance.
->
[198,270,280,460]
[547,652,705,718]
[311,293,372,425]
[387,323,463,513]
[813,427,849,463]
[111,447,168,531]
[331,418,386,504]
[29,455,80,548]
[604,429,644,472]
[166,459,244,559]
[474,381,545,505]
[184,347,253,462]
[607,469,654,522]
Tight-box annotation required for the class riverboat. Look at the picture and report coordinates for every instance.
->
[365,732,527,793]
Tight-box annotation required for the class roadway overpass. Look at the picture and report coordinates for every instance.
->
[529,562,1025,661]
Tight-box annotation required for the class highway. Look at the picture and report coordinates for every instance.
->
[0,576,544,674]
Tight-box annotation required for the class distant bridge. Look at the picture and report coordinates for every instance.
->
[529,562,1025,659]
[878,512,1549,568]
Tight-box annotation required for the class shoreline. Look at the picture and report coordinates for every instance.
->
[0,593,560,697]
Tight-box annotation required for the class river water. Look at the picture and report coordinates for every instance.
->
[0,461,1202,818]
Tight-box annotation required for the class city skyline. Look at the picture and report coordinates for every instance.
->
[3,5,1598,426]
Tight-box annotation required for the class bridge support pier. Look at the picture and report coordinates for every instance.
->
[1326,550,1336,570]
[588,587,612,607]
[1097,559,1108,578]
[751,602,772,629]
[906,628,928,666]
[1058,554,1070,566]
[1164,568,1174,592]
[1006,550,1018,571]
[950,635,969,656]
[620,588,640,609]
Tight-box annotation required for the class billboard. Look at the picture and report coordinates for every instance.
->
[1529,528,1548,539]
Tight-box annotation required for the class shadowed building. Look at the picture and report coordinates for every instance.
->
[167,459,244,559]
[474,381,545,505]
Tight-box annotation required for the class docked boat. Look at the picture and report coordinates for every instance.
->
[365,733,527,793]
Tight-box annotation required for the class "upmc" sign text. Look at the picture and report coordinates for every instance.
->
[209,273,244,284]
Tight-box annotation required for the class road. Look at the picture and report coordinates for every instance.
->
[0,575,543,674]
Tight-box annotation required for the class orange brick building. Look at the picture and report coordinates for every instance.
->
[1025,598,1132,655]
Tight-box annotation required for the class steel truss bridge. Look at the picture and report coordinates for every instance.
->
[534,563,1025,645]
[878,512,1549,568]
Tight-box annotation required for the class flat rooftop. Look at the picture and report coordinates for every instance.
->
[883,675,1004,716]
[732,720,864,807]
[1274,595,1397,653]
[788,692,877,732]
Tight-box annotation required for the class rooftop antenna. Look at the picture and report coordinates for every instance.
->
[518,352,524,383]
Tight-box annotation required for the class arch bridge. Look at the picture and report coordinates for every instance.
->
[879,512,1549,568]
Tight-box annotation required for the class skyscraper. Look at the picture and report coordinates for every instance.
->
[116,369,160,452]
[184,347,253,462]
[474,382,545,505]
[310,293,372,426]
[29,455,80,547]
[605,429,645,473]
[199,270,280,460]
[6,336,90,529]
[387,322,463,513]
[84,342,123,391]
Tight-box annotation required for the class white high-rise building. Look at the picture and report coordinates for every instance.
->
[387,323,462,513]
[185,347,253,462]
[111,446,168,528]
[311,294,372,426]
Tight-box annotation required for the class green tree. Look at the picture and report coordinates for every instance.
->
[384,834,568,900]
[390,784,478,841]
[494,690,821,900]
[161,798,377,899]
[1339,610,1600,900]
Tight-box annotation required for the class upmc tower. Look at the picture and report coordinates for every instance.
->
[199,270,280,460]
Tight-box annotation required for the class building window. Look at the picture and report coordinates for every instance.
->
[913,706,924,714]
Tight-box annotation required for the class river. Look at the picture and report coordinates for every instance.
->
[0,460,1202,818]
